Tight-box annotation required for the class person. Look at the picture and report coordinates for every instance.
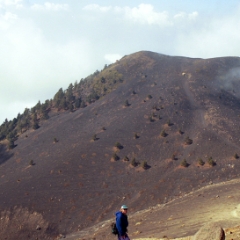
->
[116,205,130,240]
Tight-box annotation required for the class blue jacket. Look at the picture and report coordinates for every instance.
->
[116,211,128,236]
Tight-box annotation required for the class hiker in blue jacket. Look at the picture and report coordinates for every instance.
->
[116,205,130,240]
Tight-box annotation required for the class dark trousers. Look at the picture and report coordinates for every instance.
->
[118,233,130,240]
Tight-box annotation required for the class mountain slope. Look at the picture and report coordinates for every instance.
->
[1,51,240,239]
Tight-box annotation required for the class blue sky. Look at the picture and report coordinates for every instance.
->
[1,0,240,124]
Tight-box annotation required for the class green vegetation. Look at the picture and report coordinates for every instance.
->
[131,158,138,167]
[198,158,205,166]
[147,95,152,99]
[112,153,119,161]
[180,159,189,167]
[160,130,167,137]
[115,142,123,149]
[124,100,130,107]
[92,134,97,141]
[208,157,216,166]
[185,136,193,145]
[234,153,239,159]
[0,64,124,143]
[141,161,148,169]
[29,160,34,166]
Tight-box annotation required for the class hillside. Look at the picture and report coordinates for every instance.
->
[1,51,240,239]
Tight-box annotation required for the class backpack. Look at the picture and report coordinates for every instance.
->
[111,222,118,235]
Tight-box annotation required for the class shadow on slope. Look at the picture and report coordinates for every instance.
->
[0,144,13,165]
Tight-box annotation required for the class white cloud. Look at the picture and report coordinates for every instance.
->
[0,11,18,30]
[83,3,198,27]
[0,0,23,8]
[104,54,122,63]
[83,4,111,12]
[31,2,69,11]
[123,4,171,26]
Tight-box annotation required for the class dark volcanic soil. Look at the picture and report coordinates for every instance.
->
[1,51,240,239]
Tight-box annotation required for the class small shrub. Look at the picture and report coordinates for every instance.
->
[112,153,119,161]
[92,134,97,141]
[180,159,189,167]
[115,142,123,149]
[178,129,183,135]
[171,154,176,160]
[102,127,106,130]
[131,158,138,167]
[134,133,139,139]
[149,116,154,122]
[208,157,216,166]
[167,119,173,126]
[198,158,205,166]
[8,140,15,149]
[160,130,167,137]
[53,137,58,143]
[234,153,239,159]
[185,136,193,145]
[147,95,152,99]
[124,100,130,107]
[123,156,129,162]
[141,161,148,169]
[29,160,34,166]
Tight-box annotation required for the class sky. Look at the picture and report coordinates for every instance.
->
[1,0,240,124]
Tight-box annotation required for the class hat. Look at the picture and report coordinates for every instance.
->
[121,205,128,209]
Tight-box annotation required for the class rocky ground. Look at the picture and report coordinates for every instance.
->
[66,178,240,240]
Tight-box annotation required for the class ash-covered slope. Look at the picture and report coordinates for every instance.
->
[1,51,240,239]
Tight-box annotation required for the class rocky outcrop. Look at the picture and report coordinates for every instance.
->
[192,222,225,240]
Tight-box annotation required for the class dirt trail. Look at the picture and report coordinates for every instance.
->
[66,178,240,240]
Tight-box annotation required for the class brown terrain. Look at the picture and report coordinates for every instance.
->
[1,51,240,239]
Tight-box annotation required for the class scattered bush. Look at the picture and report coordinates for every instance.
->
[115,142,123,149]
[147,95,152,99]
[141,161,148,169]
[92,134,97,141]
[167,119,173,126]
[131,158,138,167]
[178,129,183,135]
[208,157,216,166]
[112,153,119,161]
[102,127,106,130]
[160,130,167,137]
[134,133,139,139]
[53,137,58,143]
[124,100,130,107]
[198,158,205,166]
[123,156,129,162]
[180,159,189,167]
[234,153,239,159]
[29,160,34,166]
[171,154,176,160]
[185,136,193,145]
